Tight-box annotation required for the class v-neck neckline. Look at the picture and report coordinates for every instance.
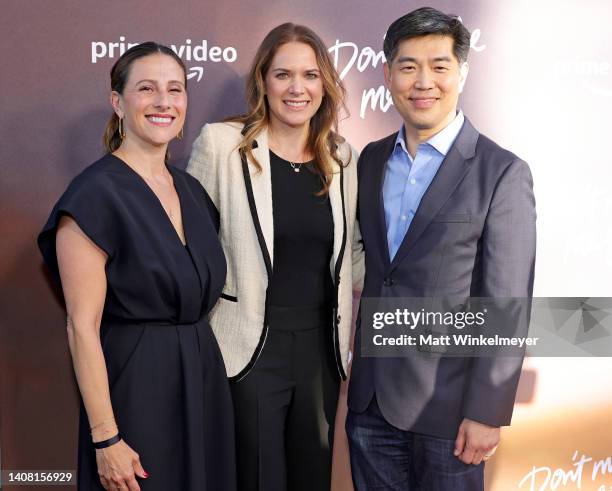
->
[109,154,188,247]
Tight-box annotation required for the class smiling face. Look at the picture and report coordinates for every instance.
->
[264,41,324,131]
[111,53,187,148]
[384,34,467,138]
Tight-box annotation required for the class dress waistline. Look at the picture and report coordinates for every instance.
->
[102,315,205,328]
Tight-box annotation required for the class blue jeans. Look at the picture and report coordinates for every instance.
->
[346,398,484,490]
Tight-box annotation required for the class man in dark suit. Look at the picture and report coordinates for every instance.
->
[346,7,536,490]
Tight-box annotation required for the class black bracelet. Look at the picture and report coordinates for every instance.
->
[93,433,122,449]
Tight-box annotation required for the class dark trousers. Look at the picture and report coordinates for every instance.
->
[346,398,484,491]
[230,305,340,491]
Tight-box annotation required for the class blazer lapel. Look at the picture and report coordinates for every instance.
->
[328,159,346,284]
[390,119,479,270]
[243,128,274,270]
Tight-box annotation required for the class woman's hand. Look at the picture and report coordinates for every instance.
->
[95,440,148,491]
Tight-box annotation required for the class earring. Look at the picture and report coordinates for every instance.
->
[177,127,184,140]
[118,118,126,139]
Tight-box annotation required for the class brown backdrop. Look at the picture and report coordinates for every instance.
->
[2,1,612,489]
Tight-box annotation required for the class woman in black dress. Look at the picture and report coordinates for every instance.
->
[38,42,236,491]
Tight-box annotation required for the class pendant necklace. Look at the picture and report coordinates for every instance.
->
[289,161,303,173]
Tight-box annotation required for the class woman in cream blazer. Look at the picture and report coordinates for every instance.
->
[188,23,363,491]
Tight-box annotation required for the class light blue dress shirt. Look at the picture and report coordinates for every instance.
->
[383,111,465,260]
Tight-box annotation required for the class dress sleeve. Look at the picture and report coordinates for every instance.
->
[37,172,115,284]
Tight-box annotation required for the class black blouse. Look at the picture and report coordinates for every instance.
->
[267,150,334,308]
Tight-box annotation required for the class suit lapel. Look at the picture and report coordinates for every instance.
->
[390,119,479,270]
[374,133,398,268]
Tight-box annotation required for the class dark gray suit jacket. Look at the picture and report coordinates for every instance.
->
[348,118,536,438]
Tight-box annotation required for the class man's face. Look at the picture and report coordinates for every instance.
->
[384,34,467,136]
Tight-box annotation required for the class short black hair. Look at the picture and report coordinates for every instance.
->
[383,7,471,64]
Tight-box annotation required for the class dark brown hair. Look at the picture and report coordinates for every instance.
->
[103,41,187,156]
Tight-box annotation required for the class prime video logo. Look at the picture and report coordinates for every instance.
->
[554,58,612,97]
[91,37,238,80]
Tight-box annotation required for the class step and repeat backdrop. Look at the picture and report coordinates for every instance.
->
[2,0,612,489]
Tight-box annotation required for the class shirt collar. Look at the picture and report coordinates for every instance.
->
[395,110,465,157]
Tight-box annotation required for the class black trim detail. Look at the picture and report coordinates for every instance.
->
[333,166,348,289]
[229,149,271,383]
[332,166,348,381]
[220,293,238,302]
[240,125,258,149]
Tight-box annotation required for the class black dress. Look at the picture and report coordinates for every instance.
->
[38,154,236,491]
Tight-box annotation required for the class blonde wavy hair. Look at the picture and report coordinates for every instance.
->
[229,23,348,195]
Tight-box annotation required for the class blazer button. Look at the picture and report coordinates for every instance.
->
[336,315,342,324]
[384,277,394,287]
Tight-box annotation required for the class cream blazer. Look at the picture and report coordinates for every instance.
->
[187,122,364,381]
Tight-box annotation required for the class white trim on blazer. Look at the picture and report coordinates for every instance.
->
[187,122,364,380]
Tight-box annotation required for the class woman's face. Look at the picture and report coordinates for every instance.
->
[264,42,324,131]
[112,53,187,148]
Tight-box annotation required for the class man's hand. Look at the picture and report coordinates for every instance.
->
[453,418,500,465]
